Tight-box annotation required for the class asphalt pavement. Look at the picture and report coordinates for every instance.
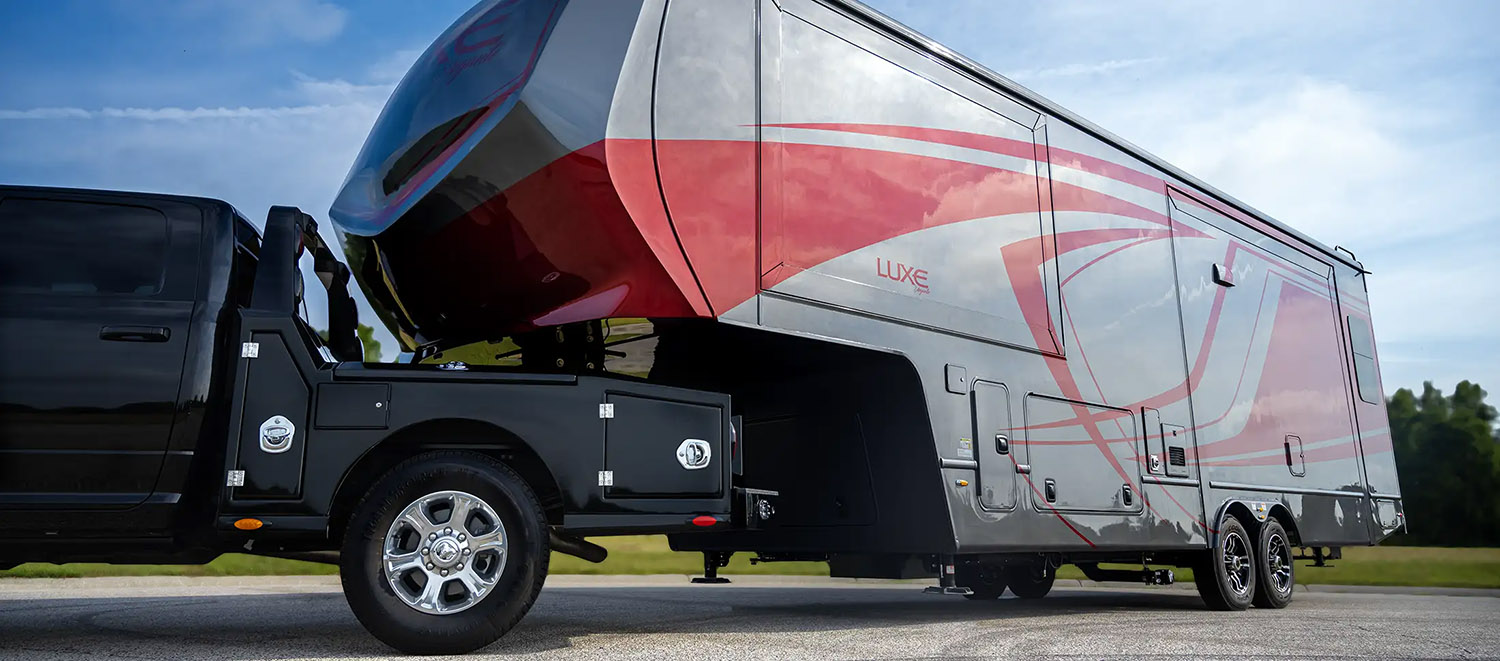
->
[0,575,1496,659]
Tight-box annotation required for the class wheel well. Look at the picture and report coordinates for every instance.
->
[328,419,565,543]
[1221,501,1257,535]
[1219,501,1303,546]
[1266,504,1302,546]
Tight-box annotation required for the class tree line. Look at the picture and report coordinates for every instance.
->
[1388,380,1500,546]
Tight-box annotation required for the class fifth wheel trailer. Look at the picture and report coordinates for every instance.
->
[328,0,1404,614]
[338,0,1404,648]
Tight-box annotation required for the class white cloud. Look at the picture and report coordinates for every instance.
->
[0,108,92,120]
[177,0,349,46]
[1009,57,1164,81]
[366,48,427,84]
[0,105,340,121]
[290,70,397,106]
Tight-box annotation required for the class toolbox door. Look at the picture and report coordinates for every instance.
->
[604,393,725,498]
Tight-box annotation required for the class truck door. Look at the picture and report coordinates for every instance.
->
[972,381,1017,510]
[0,192,198,514]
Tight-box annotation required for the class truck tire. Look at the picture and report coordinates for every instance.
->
[1195,516,1256,610]
[1252,519,1295,609]
[1004,564,1054,599]
[958,563,1008,600]
[340,451,549,654]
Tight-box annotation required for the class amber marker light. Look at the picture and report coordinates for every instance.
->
[233,518,264,531]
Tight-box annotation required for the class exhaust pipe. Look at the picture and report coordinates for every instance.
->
[550,530,608,563]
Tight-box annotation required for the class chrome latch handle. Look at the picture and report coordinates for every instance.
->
[259,415,296,454]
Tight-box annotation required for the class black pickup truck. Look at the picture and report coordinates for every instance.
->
[0,186,761,654]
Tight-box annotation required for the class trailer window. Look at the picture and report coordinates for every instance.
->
[1348,316,1381,405]
[0,197,168,295]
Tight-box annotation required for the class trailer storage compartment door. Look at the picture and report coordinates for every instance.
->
[972,381,1018,510]
[1023,394,1142,514]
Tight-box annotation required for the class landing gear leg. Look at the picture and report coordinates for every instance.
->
[924,555,974,596]
[692,551,733,584]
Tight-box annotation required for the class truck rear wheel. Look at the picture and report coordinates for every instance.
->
[1195,516,1256,610]
[1252,519,1295,608]
[340,451,549,654]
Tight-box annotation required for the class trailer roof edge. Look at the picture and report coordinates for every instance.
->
[818,0,1364,272]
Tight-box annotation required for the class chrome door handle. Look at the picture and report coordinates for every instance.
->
[1015,463,1031,474]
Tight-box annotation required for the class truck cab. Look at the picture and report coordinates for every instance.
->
[0,187,257,551]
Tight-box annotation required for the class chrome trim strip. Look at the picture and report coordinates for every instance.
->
[1209,480,1371,499]
[1143,475,1200,488]
[940,458,978,470]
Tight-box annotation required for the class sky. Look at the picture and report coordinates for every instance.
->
[0,0,1495,396]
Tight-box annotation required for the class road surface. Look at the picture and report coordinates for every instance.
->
[1,575,1496,659]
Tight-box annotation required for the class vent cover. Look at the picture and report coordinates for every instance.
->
[1168,446,1187,467]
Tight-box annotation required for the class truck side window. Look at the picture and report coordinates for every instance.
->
[0,197,169,295]
[1347,315,1381,405]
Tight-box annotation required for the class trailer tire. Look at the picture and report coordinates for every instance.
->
[1004,564,1054,599]
[1196,516,1256,611]
[340,451,549,655]
[1252,519,1295,609]
[958,563,1007,600]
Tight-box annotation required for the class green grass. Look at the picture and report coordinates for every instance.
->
[1,554,339,579]
[1059,545,1500,589]
[1287,545,1500,589]
[4,538,1496,589]
[547,535,826,576]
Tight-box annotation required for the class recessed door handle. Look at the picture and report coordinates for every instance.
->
[100,325,170,342]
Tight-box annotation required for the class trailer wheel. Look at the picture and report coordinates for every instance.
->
[1251,519,1295,608]
[958,563,1007,600]
[1004,564,1054,599]
[1195,516,1256,610]
[340,451,549,654]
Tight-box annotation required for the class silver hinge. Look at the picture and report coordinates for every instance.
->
[226,470,246,487]
[597,470,614,487]
[240,342,260,358]
[598,403,614,419]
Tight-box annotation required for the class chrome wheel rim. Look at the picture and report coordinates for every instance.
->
[383,490,507,615]
[1221,530,1252,596]
[1267,532,1293,594]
